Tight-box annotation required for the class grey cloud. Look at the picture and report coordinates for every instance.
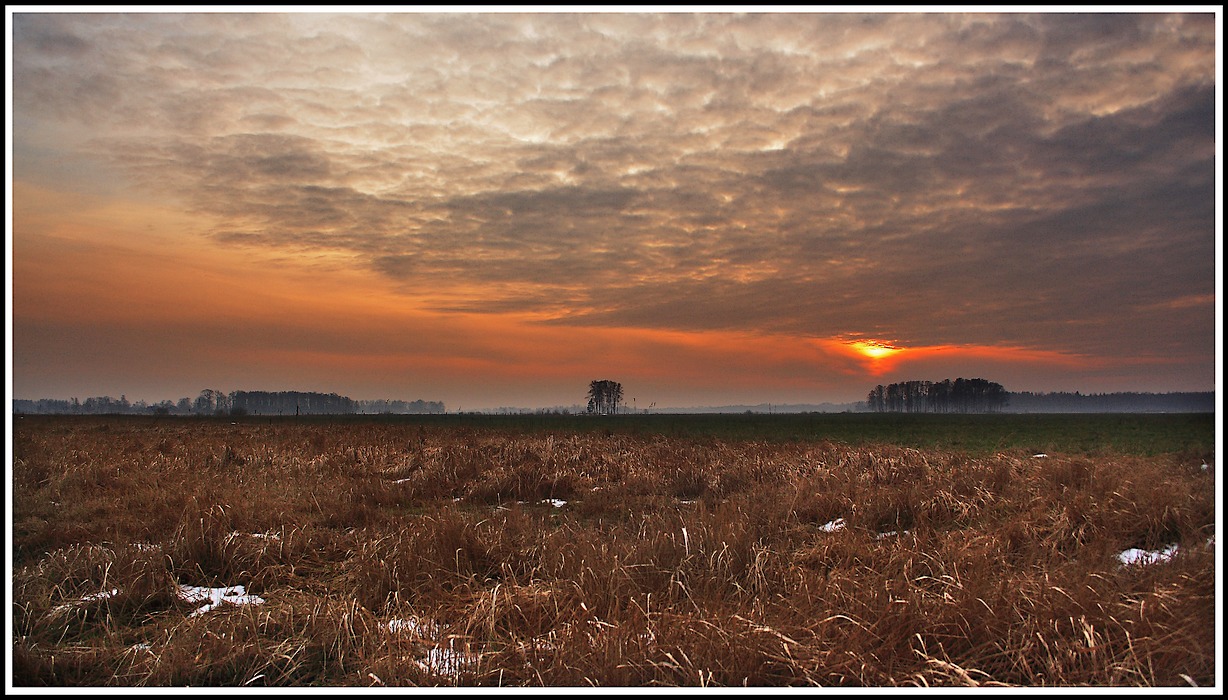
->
[13,65,124,123]
[14,15,91,57]
[1034,13,1151,62]
[200,133,334,181]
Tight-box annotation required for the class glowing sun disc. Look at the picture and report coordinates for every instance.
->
[850,341,901,359]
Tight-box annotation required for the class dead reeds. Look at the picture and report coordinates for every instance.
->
[10,416,1217,687]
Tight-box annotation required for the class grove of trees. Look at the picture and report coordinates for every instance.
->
[586,380,624,415]
[866,378,1009,414]
[229,390,358,416]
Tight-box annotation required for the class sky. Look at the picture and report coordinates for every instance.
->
[5,8,1223,410]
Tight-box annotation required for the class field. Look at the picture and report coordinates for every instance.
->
[9,412,1219,687]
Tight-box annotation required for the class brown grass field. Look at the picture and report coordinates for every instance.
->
[9,414,1219,688]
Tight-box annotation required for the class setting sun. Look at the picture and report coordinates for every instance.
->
[849,341,902,360]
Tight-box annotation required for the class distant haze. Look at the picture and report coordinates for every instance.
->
[8,9,1219,410]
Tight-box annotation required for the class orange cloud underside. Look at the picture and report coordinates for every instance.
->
[11,181,1112,404]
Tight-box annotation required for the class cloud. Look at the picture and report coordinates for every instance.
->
[11,11,1217,372]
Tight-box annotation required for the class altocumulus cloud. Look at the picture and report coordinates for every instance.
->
[11,11,1217,366]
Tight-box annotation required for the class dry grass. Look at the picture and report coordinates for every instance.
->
[10,416,1218,687]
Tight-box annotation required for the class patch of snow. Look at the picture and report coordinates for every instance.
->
[1117,543,1180,567]
[1032,454,1048,459]
[224,531,282,547]
[52,587,120,615]
[53,588,119,614]
[81,588,120,603]
[1200,463,1209,471]
[820,518,846,533]
[393,478,413,484]
[387,616,442,638]
[876,530,910,540]
[387,618,414,635]
[541,499,567,507]
[229,531,280,542]
[177,584,265,617]
[417,642,480,679]
[386,614,479,679]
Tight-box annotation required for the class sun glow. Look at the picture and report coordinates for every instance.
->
[849,341,902,360]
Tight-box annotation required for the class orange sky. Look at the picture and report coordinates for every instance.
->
[7,10,1221,410]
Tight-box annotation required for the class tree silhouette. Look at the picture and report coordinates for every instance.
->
[586,380,624,415]
[867,378,1008,413]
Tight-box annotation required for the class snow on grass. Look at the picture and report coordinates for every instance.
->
[1116,537,1215,568]
[875,530,911,540]
[79,588,120,603]
[385,614,480,679]
[226,530,281,543]
[1117,544,1180,567]
[818,519,911,539]
[386,616,442,638]
[49,581,266,619]
[416,642,480,679]
[176,584,265,617]
[819,518,846,533]
[507,499,569,508]
[52,587,120,615]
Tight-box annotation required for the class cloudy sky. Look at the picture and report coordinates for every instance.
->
[7,9,1221,409]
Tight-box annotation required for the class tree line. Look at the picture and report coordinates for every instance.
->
[1006,391,1213,413]
[867,378,1009,414]
[13,390,445,416]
